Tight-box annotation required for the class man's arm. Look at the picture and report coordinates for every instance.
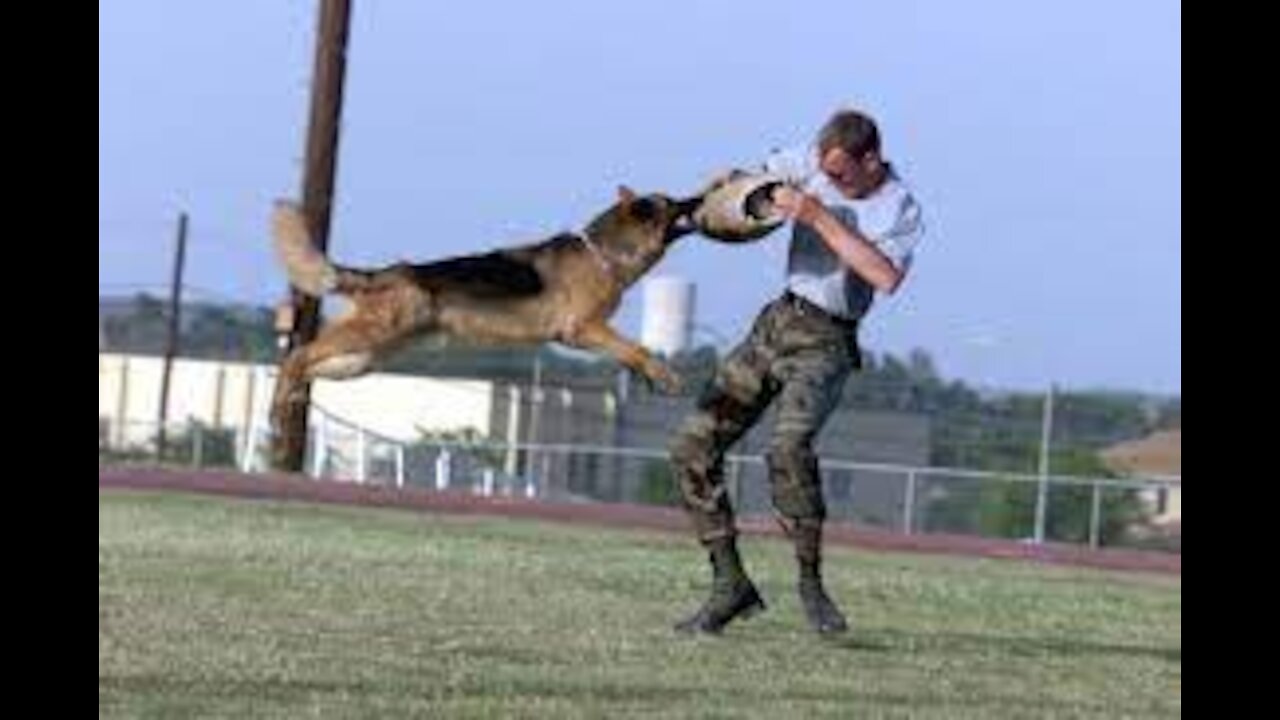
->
[773,187,907,294]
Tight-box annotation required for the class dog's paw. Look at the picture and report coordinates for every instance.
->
[645,363,684,395]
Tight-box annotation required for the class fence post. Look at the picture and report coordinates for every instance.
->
[903,470,919,535]
[356,429,368,484]
[313,413,328,479]
[435,449,452,491]
[1089,482,1104,549]
[192,422,205,470]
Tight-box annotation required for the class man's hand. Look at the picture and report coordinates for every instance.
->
[772,186,826,226]
[772,185,904,293]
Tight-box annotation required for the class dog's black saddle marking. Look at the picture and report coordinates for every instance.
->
[410,252,546,299]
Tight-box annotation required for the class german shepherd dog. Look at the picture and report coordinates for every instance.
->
[269,187,701,466]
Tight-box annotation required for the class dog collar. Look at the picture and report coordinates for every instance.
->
[574,231,618,278]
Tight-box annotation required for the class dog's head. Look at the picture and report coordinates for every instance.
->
[576,186,701,284]
[587,186,702,250]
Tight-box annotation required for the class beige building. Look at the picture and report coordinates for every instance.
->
[99,353,497,447]
[1102,430,1182,526]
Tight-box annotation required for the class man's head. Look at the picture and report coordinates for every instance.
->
[816,109,888,199]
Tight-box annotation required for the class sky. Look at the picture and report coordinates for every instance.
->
[99,0,1181,394]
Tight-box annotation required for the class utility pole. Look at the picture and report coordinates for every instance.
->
[156,211,189,460]
[273,0,353,472]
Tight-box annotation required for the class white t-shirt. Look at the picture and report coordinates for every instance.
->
[764,146,924,321]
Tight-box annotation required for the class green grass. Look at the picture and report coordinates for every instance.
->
[99,491,1181,719]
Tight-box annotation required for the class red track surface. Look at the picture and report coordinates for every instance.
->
[100,467,1180,576]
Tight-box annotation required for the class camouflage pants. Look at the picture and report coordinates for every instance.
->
[669,293,861,543]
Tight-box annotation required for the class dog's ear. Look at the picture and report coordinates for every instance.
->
[617,185,638,204]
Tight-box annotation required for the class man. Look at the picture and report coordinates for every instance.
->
[670,108,925,635]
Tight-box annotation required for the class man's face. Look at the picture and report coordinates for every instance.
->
[819,145,884,199]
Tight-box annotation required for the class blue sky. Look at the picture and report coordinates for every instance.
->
[99,1,1181,393]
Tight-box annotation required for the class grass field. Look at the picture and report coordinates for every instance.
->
[99,491,1181,719]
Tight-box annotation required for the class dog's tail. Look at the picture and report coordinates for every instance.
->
[271,201,361,297]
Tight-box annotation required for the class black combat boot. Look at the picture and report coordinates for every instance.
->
[675,537,766,635]
[794,520,849,636]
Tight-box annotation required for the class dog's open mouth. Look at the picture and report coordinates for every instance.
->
[668,216,698,240]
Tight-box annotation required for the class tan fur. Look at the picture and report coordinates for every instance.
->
[272,202,339,296]
[269,189,701,470]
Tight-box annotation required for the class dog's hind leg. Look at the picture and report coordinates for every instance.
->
[269,346,318,471]
[268,315,397,471]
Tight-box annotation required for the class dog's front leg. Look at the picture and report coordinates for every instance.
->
[565,322,683,394]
